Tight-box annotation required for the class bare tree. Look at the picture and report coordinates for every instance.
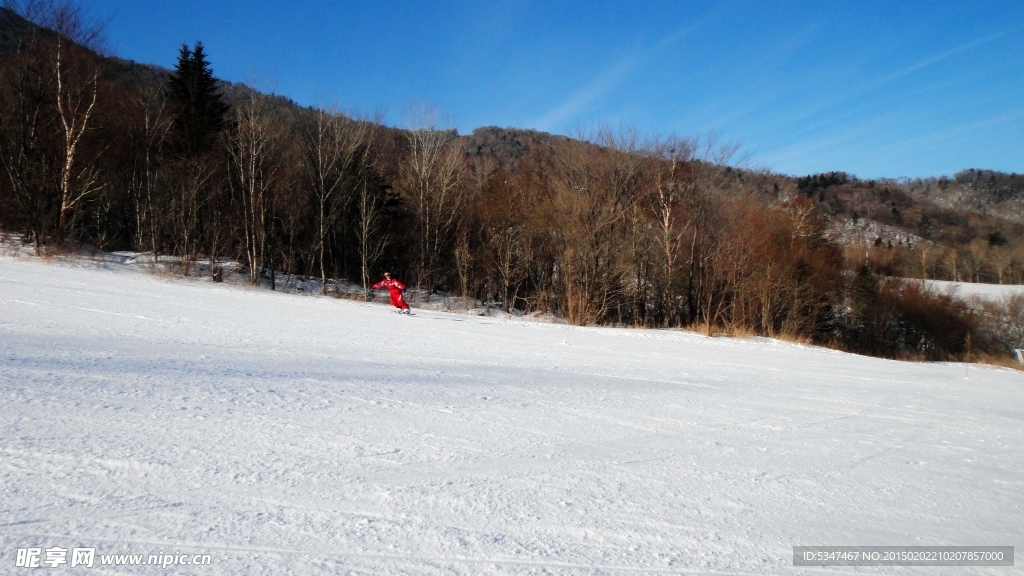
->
[0,13,53,253]
[397,105,466,291]
[988,245,1013,285]
[940,245,960,282]
[645,135,697,325]
[683,133,743,324]
[141,99,168,254]
[0,0,106,252]
[50,1,104,243]
[168,155,215,274]
[299,106,374,293]
[453,230,473,309]
[227,91,282,285]
[478,169,533,311]
[356,178,389,297]
[965,238,989,283]
[917,242,936,280]
[547,126,651,324]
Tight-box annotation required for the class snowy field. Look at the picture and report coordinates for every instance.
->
[1,254,1021,575]
[921,279,1024,302]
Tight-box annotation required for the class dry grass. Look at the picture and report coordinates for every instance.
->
[683,322,818,344]
[771,330,815,346]
[972,353,1024,372]
[686,322,762,339]
[684,322,714,336]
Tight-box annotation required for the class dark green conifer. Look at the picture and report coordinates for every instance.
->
[167,42,229,157]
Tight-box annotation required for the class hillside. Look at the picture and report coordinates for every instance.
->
[3,4,1023,358]
[5,5,1019,245]
[5,3,1022,250]
[1,253,1021,573]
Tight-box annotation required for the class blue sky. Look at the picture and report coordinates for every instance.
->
[84,0,1022,178]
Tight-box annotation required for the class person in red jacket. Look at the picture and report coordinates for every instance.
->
[371,272,411,314]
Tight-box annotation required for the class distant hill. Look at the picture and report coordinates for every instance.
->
[789,169,1023,250]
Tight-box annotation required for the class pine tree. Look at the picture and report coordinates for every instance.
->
[167,42,229,157]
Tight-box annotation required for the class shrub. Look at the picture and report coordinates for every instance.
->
[841,268,975,360]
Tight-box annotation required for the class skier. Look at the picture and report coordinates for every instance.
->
[371,271,412,314]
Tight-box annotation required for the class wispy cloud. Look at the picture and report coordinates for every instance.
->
[782,71,972,141]
[758,106,1024,178]
[531,2,739,132]
[772,27,1014,134]
[874,109,1024,155]
[756,119,887,172]
[878,29,1011,84]
[532,54,640,131]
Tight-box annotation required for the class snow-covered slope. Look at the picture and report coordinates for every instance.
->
[921,278,1024,302]
[1,255,1021,574]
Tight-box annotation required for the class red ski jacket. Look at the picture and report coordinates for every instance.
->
[372,277,405,294]
[372,277,410,309]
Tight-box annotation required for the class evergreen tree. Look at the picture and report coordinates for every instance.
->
[890,202,902,225]
[917,214,933,238]
[167,42,229,157]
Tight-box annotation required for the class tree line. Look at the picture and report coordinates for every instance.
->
[2,2,1022,362]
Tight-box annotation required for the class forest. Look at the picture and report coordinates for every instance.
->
[2,2,1023,363]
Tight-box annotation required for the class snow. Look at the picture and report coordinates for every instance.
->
[827,217,921,248]
[920,279,1024,302]
[1,254,1021,574]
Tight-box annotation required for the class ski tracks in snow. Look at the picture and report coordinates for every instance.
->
[1,256,1022,574]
